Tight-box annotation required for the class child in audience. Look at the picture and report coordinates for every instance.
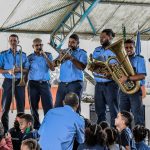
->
[0,121,13,150]
[115,111,136,150]
[9,112,24,150]
[78,124,108,150]
[105,127,125,150]
[133,125,150,150]
[21,138,40,150]
[19,114,39,141]
[99,121,110,130]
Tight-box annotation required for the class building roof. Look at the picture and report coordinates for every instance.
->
[0,0,150,40]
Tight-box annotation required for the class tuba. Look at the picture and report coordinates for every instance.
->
[88,39,140,94]
[17,45,26,86]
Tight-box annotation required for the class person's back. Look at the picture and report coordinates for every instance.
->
[9,112,24,150]
[39,93,85,150]
[135,141,150,150]
[78,124,107,150]
[78,143,107,150]
[9,127,23,150]
[133,125,150,150]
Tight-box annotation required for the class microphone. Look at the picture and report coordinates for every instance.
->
[38,48,42,51]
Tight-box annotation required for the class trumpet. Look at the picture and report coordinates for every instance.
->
[17,45,25,86]
[54,48,71,67]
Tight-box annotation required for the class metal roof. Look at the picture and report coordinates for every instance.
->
[0,0,150,40]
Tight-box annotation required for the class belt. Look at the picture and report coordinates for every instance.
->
[30,80,49,84]
[97,81,114,85]
[5,78,20,81]
[61,80,82,85]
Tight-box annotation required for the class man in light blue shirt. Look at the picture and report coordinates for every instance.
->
[28,38,55,129]
[54,34,87,112]
[38,92,85,150]
[0,34,29,133]
[119,39,147,125]
[92,29,119,126]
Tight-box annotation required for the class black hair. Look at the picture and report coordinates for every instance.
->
[9,34,19,40]
[64,92,79,107]
[105,127,118,146]
[124,39,135,47]
[133,125,150,144]
[20,114,34,129]
[69,33,79,43]
[102,29,115,38]
[16,112,25,118]
[21,138,40,150]
[120,111,133,127]
[99,121,110,130]
[85,124,107,147]
[84,118,91,128]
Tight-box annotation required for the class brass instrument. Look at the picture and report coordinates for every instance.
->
[11,65,15,113]
[88,39,140,94]
[54,48,71,67]
[17,45,25,86]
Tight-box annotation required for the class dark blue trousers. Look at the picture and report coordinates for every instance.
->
[94,81,119,126]
[55,81,83,112]
[119,89,144,125]
[28,80,53,129]
[1,78,25,133]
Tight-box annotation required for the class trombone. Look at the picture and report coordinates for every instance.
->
[11,45,25,113]
[17,45,25,86]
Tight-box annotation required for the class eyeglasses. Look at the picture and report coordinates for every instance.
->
[34,44,43,47]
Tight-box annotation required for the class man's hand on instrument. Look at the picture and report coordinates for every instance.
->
[119,75,128,84]
[40,50,48,59]
[14,67,21,73]
[64,53,72,60]
[7,69,14,75]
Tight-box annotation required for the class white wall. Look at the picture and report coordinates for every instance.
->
[0,32,150,96]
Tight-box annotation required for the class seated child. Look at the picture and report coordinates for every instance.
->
[19,114,40,141]
[133,125,150,150]
[115,111,136,150]
[21,138,40,150]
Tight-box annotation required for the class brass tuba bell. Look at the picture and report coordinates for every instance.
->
[106,39,140,94]
[88,39,140,94]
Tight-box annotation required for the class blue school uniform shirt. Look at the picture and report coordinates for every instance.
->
[38,105,85,150]
[0,48,29,79]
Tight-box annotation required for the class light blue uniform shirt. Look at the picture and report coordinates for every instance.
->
[59,48,87,82]
[140,79,145,86]
[0,49,29,79]
[129,55,147,85]
[92,46,116,82]
[28,52,53,81]
[38,105,85,150]
[136,141,150,150]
